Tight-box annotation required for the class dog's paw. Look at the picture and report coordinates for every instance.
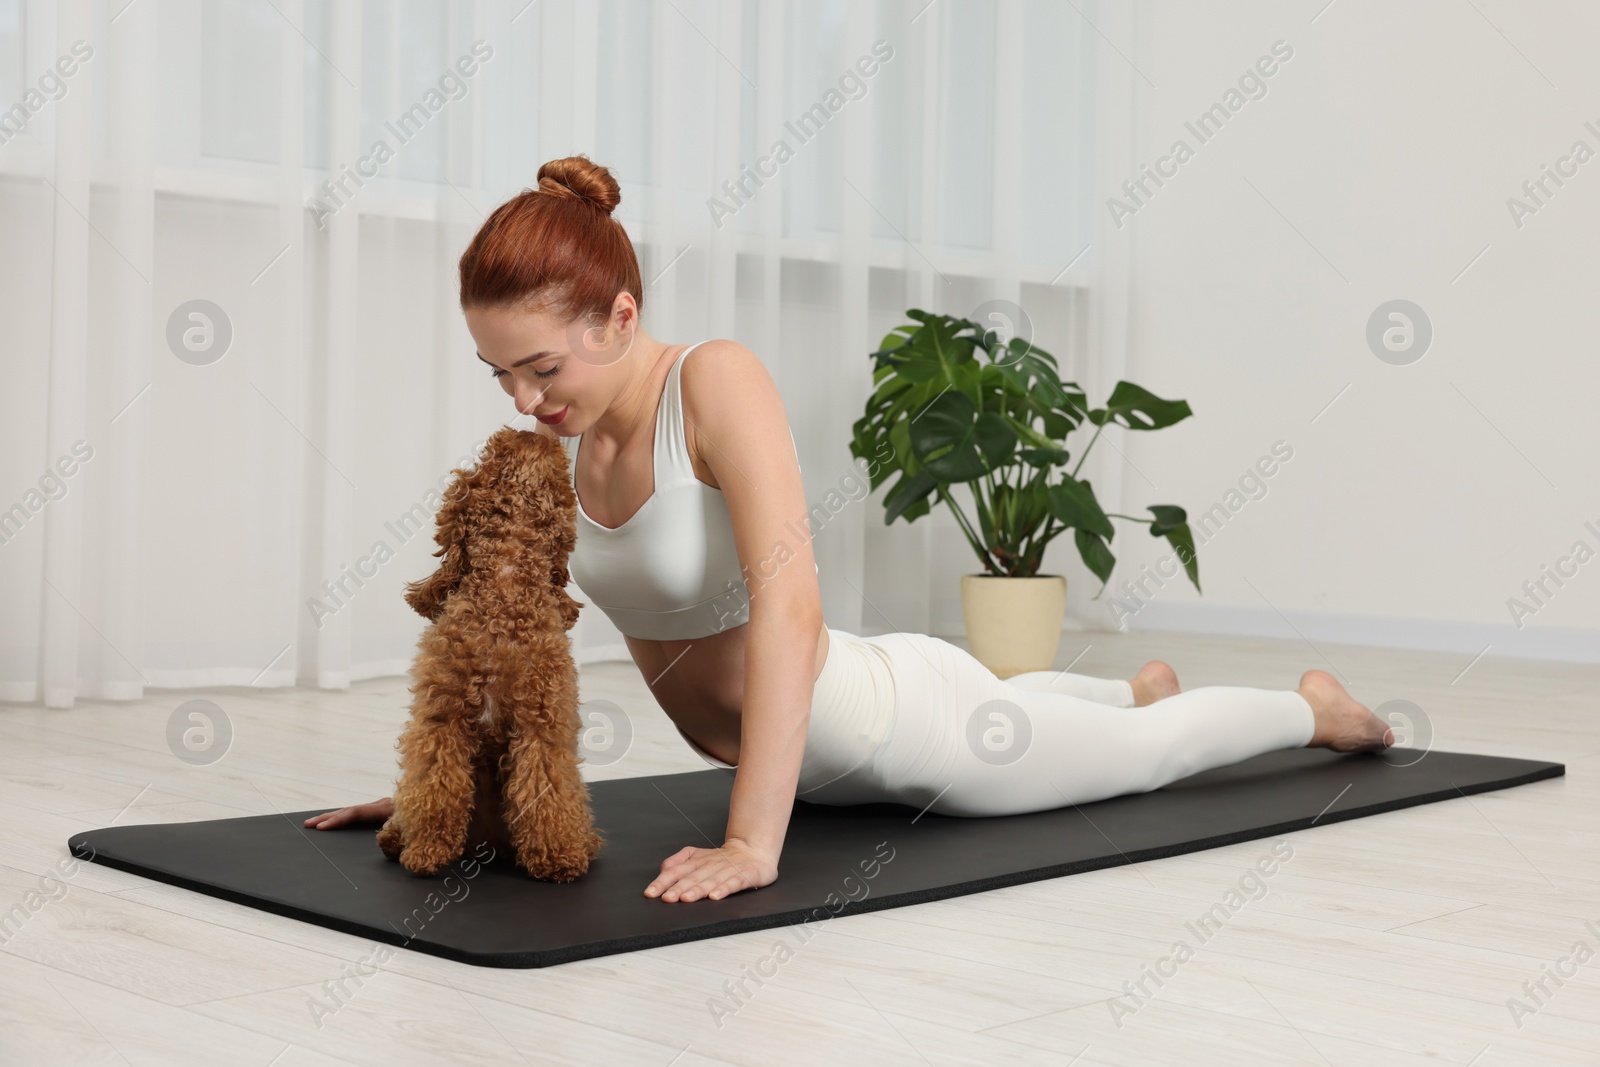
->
[521,856,590,883]
[398,841,462,876]
[517,830,604,882]
[375,818,403,859]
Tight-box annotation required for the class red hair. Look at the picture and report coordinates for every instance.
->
[458,155,643,326]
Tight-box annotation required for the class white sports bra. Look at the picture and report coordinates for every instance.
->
[564,340,809,642]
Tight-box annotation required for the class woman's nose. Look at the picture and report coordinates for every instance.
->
[513,380,549,415]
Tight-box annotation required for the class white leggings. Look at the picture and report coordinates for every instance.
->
[788,627,1317,817]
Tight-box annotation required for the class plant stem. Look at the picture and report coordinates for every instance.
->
[937,484,1001,574]
[1069,422,1105,480]
[981,471,997,538]
[1011,532,1040,576]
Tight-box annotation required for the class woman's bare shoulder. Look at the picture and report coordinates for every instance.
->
[679,339,774,411]
[678,339,796,479]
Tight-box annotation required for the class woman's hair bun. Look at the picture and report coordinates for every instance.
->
[535,155,620,215]
[460,154,641,319]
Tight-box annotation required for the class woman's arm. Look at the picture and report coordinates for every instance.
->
[642,340,824,903]
[725,587,823,853]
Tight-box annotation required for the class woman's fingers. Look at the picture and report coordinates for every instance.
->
[645,847,703,897]
[673,868,746,903]
[303,798,393,829]
[646,849,695,890]
[645,847,759,901]
[306,807,356,828]
[655,870,701,901]
[705,876,742,901]
[657,845,696,870]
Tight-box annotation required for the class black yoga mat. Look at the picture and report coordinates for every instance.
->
[67,747,1562,968]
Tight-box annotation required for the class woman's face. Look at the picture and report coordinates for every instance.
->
[465,304,632,432]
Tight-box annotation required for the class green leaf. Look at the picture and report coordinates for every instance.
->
[876,327,914,354]
[1017,445,1069,469]
[1097,381,1193,430]
[881,335,944,383]
[1039,410,1076,440]
[884,469,938,524]
[1168,524,1200,591]
[1146,505,1200,592]
[888,417,918,476]
[971,412,1015,468]
[909,392,1015,482]
[1046,476,1114,539]
[896,496,933,523]
[927,317,974,378]
[1074,527,1116,587]
[1005,336,1053,368]
[1146,504,1186,535]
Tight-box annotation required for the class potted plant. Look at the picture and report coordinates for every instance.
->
[849,309,1201,677]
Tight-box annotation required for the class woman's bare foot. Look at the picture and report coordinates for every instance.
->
[1129,661,1181,706]
[1298,670,1394,752]
[303,797,394,830]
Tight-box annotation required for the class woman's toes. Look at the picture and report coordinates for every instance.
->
[1333,711,1394,753]
[1301,670,1393,753]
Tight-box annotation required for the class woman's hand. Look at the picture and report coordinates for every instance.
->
[303,797,394,830]
[644,838,778,902]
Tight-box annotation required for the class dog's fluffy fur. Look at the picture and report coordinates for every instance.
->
[376,427,603,881]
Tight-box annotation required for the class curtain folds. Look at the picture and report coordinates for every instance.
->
[0,0,1140,708]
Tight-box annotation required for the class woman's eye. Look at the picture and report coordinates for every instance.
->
[488,368,505,379]
[535,366,560,379]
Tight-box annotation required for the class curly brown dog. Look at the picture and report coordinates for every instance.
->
[376,427,604,881]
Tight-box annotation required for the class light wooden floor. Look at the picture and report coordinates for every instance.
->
[2,630,1596,1066]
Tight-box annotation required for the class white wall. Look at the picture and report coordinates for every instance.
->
[1086,0,1600,664]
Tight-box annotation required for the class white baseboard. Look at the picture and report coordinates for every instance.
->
[1110,602,1600,666]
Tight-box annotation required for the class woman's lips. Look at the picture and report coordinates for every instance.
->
[537,405,568,424]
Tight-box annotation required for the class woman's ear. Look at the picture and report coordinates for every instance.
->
[404,541,466,621]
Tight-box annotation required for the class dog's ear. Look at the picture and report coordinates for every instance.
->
[407,455,481,621]
[404,541,466,621]
[558,589,583,631]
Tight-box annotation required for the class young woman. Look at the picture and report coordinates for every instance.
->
[306,156,1393,903]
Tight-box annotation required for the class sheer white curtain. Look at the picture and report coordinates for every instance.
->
[0,0,1142,707]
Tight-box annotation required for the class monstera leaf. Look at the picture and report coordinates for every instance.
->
[1088,381,1193,431]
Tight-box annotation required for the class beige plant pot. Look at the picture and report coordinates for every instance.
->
[959,574,1067,678]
